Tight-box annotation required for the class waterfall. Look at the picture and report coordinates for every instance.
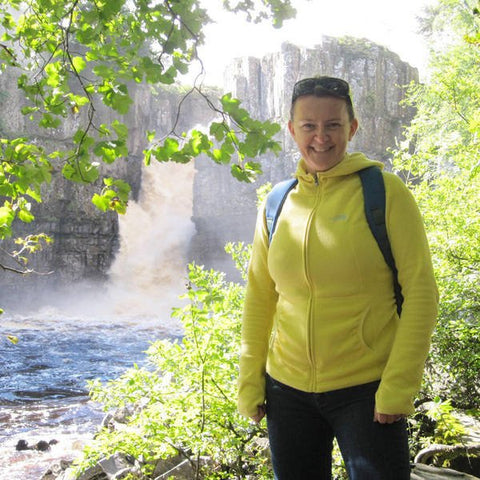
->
[105,160,195,325]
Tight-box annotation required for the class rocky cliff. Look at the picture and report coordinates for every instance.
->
[0,36,418,310]
[190,38,418,277]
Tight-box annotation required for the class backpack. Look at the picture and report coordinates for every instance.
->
[265,166,404,315]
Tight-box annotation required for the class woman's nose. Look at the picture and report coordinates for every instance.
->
[313,127,328,142]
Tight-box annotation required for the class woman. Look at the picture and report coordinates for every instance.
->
[237,76,438,479]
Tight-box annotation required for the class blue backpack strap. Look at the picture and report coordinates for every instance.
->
[359,166,404,315]
[265,178,298,244]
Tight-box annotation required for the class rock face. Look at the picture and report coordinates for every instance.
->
[0,37,418,309]
[190,38,418,278]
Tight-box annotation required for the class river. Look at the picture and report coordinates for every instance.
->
[0,309,181,480]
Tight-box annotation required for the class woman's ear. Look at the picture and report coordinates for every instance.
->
[349,118,359,140]
[288,120,295,139]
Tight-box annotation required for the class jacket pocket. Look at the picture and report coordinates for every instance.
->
[359,305,397,355]
[357,306,375,352]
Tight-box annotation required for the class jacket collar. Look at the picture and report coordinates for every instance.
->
[294,152,384,184]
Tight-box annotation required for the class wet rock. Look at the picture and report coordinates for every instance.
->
[98,452,139,478]
[62,463,105,480]
[16,438,58,452]
[152,455,211,480]
[15,439,29,451]
[35,440,51,451]
[57,453,141,480]
[40,459,73,480]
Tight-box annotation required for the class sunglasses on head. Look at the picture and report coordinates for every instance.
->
[292,77,352,104]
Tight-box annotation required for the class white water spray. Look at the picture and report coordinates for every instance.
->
[105,160,195,324]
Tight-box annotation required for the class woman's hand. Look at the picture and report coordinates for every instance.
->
[251,405,266,424]
[374,407,405,424]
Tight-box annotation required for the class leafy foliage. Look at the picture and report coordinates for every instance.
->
[393,0,480,409]
[0,137,52,238]
[82,247,272,479]
[145,93,281,182]
[0,0,293,253]
[221,0,296,27]
[407,397,471,468]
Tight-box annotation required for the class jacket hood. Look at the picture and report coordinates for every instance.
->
[295,152,384,182]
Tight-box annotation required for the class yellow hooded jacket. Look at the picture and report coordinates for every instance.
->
[238,153,438,418]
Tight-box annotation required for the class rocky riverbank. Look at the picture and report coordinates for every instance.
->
[31,406,480,480]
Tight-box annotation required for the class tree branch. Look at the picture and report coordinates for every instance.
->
[415,443,480,465]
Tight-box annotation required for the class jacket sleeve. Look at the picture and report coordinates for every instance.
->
[237,202,279,418]
[375,173,438,415]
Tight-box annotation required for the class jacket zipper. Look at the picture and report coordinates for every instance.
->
[304,174,321,390]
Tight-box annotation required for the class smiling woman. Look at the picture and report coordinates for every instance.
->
[288,95,358,172]
[237,74,439,478]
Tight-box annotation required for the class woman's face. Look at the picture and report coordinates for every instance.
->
[288,95,358,173]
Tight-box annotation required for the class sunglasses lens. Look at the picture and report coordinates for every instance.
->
[292,77,350,102]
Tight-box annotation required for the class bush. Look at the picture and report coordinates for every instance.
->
[77,243,271,479]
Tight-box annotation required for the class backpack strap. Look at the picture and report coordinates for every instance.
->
[265,178,298,244]
[359,166,404,315]
[265,168,403,315]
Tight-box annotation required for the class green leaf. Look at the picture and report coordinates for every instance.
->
[44,62,61,88]
[71,56,86,72]
[0,204,15,227]
[99,83,133,114]
[209,122,226,142]
[93,65,114,79]
[18,208,34,223]
[114,179,131,200]
[230,162,261,183]
[146,130,156,142]
[186,130,212,156]
[20,106,38,115]
[140,56,164,83]
[94,141,117,163]
[39,113,61,129]
[70,94,90,108]
[153,137,180,162]
[93,140,127,163]
[221,93,249,123]
[111,120,128,139]
[92,193,110,212]
[62,159,99,184]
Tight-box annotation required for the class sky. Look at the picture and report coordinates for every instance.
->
[194,0,436,87]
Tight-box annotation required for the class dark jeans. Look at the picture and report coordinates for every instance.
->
[265,375,410,480]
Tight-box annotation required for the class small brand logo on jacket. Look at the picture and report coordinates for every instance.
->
[331,214,348,222]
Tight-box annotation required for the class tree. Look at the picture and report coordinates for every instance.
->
[0,0,295,278]
[393,0,480,409]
